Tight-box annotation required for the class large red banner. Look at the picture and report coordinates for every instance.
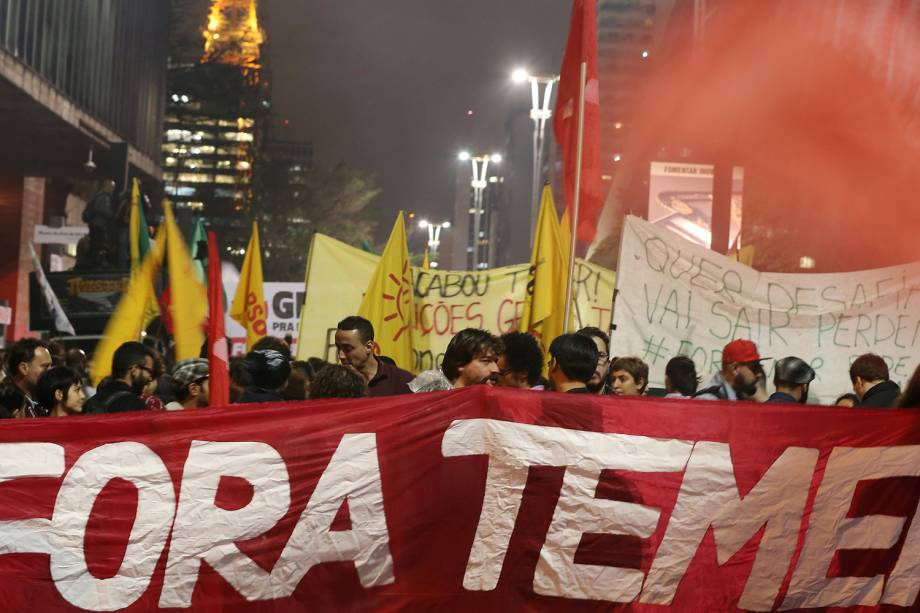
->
[1,387,919,611]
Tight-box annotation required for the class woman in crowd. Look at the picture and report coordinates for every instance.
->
[36,366,86,417]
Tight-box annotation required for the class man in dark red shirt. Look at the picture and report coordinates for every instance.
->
[334,316,413,397]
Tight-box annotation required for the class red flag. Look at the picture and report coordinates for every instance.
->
[554,0,601,246]
[207,231,230,407]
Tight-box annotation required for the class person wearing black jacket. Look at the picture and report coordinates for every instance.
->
[83,342,154,414]
[850,353,901,409]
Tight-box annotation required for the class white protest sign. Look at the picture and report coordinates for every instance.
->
[612,216,920,403]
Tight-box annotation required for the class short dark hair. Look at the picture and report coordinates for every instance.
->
[549,333,599,383]
[337,316,375,344]
[309,364,367,400]
[441,328,503,382]
[610,356,650,391]
[0,383,25,418]
[849,353,889,384]
[500,332,544,386]
[111,342,154,379]
[834,392,860,406]
[36,366,82,413]
[665,356,698,396]
[7,338,49,377]
[897,364,920,409]
[576,326,610,355]
[251,336,292,362]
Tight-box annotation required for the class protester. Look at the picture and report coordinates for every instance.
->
[695,339,767,401]
[850,353,901,408]
[766,357,815,404]
[47,339,66,367]
[83,341,154,414]
[252,335,293,362]
[309,364,368,399]
[307,357,329,375]
[496,332,544,390]
[229,357,252,403]
[6,338,53,417]
[609,356,649,397]
[547,333,599,394]
[166,358,209,410]
[335,316,413,396]
[83,178,116,268]
[65,347,95,398]
[664,356,699,398]
[576,326,612,394]
[283,360,315,401]
[36,366,86,417]
[0,383,26,419]
[236,349,291,404]
[143,351,167,411]
[897,363,920,408]
[410,328,502,392]
[833,393,859,407]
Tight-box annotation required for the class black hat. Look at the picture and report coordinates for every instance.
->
[243,349,291,390]
[773,357,815,386]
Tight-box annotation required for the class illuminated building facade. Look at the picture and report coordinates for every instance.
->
[161,0,266,222]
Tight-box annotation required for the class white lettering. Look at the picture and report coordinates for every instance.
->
[0,443,65,556]
[442,418,693,600]
[782,445,920,609]
[159,441,291,607]
[51,442,174,611]
[269,433,394,596]
[641,443,817,610]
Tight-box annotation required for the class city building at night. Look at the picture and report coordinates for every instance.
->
[161,0,267,225]
[0,0,169,340]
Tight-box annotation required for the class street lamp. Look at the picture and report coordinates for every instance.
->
[419,219,451,267]
[511,69,559,246]
[459,152,501,270]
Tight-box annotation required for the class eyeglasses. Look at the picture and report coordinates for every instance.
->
[597,352,609,362]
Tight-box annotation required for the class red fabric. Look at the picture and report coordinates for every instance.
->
[554,0,602,246]
[0,387,918,611]
[207,231,230,407]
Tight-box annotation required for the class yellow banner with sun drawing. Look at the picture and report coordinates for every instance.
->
[295,233,616,373]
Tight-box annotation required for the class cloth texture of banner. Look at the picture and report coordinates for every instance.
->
[295,234,616,371]
[613,216,920,403]
[1,388,920,611]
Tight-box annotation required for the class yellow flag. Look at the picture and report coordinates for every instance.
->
[357,212,415,370]
[163,201,207,360]
[128,179,159,325]
[519,186,567,365]
[422,249,430,270]
[230,221,267,350]
[91,224,166,385]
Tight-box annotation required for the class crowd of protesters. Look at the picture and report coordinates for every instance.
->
[0,315,918,418]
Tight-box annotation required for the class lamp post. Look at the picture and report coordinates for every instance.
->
[512,69,559,246]
[418,219,451,268]
[459,151,501,270]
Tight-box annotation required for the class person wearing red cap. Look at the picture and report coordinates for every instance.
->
[694,339,768,401]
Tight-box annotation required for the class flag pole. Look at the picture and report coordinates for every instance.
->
[562,61,587,332]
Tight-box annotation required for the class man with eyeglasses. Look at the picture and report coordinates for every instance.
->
[694,339,768,402]
[84,341,154,414]
[576,327,612,395]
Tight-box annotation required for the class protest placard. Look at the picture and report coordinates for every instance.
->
[613,216,920,402]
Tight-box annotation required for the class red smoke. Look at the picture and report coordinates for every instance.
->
[595,0,920,272]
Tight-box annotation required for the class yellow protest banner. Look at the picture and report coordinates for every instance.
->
[295,234,616,372]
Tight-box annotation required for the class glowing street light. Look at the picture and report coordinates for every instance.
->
[511,70,559,246]
[458,151,471,161]
[461,153,502,269]
[419,220,451,267]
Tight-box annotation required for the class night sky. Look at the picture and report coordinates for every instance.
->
[263,1,570,242]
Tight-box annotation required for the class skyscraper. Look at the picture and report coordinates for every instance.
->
[162,0,267,223]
